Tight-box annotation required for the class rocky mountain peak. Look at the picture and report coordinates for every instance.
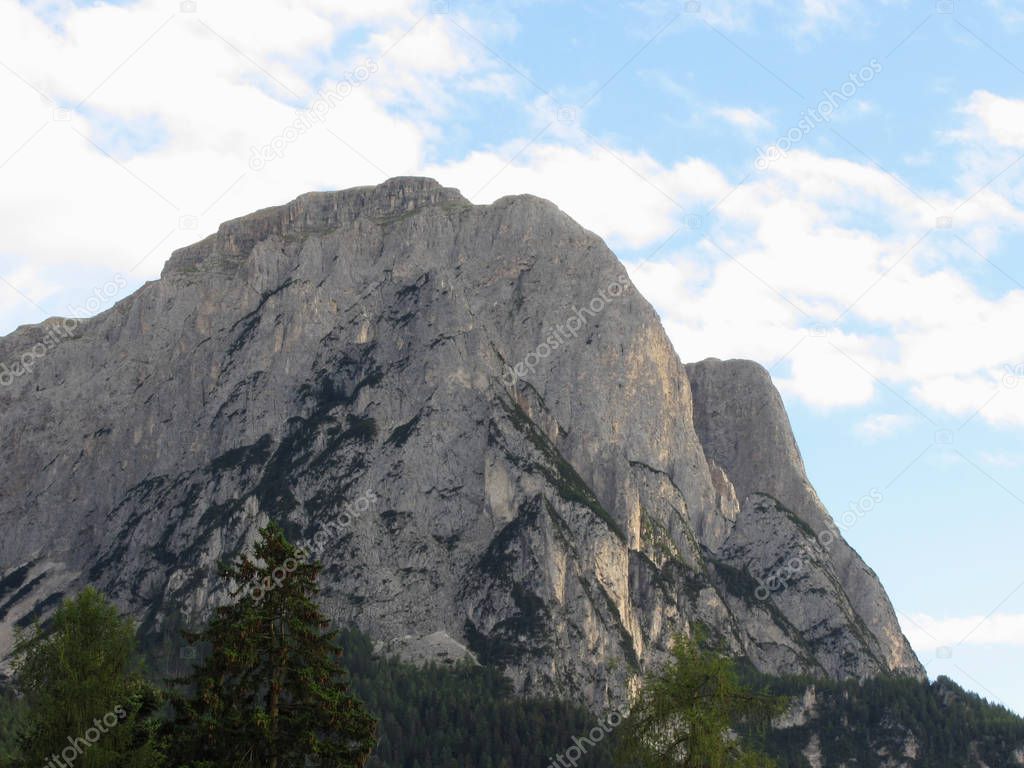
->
[163,177,471,277]
[0,178,922,709]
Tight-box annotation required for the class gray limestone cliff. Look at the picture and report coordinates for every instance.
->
[0,177,923,710]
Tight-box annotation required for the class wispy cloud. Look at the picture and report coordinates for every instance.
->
[980,452,1024,468]
[902,613,1024,652]
[855,413,913,440]
[986,0,1024,25]
[631,0,859,34]
[709,106,772,133]
[797,0,856,35]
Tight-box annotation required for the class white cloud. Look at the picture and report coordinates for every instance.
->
[986,0,1024,25]
[631,0,858,34]
[0,265,60,306]
[952,91,1024,149]
[981,452,1024,468]
[427,143,730,249]
[3,2,1024,435]
[639,68,695,101]
[0,0,496,281]
[902,613,1024,652]
[797,0,856,34]
[855,413,914,440]
[903,150,933,167]
[615,145,1024,424]
[709,106,772,133]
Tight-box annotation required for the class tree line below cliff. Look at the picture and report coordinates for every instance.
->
[1,523,1023,767]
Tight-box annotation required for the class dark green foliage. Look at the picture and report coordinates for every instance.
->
[335,627,619,768]
[743,669,1024,767]
[10,588,164,768]
[8,582,1024,768]
[168,523,377,768]
[617,634,785,767]
[0,687,28,765]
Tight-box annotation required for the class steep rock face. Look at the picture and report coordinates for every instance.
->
[686,360,923,677]
[0,177,922,709]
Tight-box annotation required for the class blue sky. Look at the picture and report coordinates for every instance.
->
[1,0,1023,712]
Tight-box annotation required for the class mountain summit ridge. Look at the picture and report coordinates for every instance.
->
[0,177,922,709]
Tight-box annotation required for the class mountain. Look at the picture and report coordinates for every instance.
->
[0,177,922,712]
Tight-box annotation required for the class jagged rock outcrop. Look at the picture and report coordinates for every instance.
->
[0,177,923,709]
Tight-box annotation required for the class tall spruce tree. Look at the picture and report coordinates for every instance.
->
[616,634,784,768]
[11,588,164,768]
[170,522,377,767]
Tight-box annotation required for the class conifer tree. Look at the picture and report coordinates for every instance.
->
[170,522,377,767]
[616,634,784,767]
[12,588,164,768]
